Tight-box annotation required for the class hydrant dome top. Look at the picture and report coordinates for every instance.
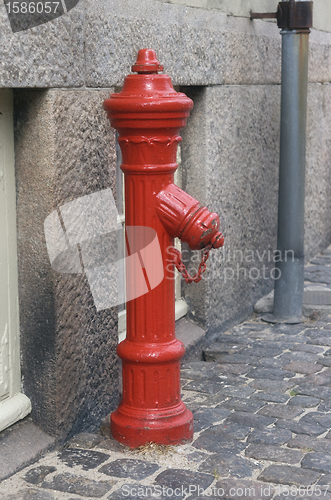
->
[103,49,193,115]
[132,48,164,74]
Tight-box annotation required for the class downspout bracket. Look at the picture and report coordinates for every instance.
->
[250,1,313,30]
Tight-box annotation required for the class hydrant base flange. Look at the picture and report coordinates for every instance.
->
[111,402,193,448]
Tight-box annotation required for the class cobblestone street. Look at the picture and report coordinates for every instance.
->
[2,248,331,500]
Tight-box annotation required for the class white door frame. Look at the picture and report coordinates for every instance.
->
[0,89,31,432]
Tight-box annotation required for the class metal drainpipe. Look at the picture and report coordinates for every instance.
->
[251,0,313,324]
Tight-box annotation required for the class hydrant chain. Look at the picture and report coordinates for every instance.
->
[173,246,211,283]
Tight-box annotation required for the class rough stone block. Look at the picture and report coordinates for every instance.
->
[85,1,281,88]
[199,454,261,478]
[181,85,280,333]
[246,444,304,464]
[24,466,57,485]
[288,396,321,408]
[276,418,325,437]
[288,435,331,454]
[258,404,304,420]
[41,473,113,497]
[247,428,292,446]
[302,453,331,474]
[99,459,160,480]
[0,5,84,87]
[258,465,320,486]
[224,412,276,429]
[58,448,109,470]
[15,89,119,442]
[213,478,274,500]
[154,469,214,493]
[0,420,54,481]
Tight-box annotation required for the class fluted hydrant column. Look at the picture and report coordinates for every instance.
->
[104,49,224,447]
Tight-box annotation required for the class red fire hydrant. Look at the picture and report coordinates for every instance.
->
[104,49,224,448]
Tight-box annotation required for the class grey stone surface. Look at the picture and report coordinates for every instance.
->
[176,317,205,361]
[302,453,331,474]
[85,1,281,88]
[208,354,259,365]
[280,352,321,364]
[108,483,185,500]
[224,412,276,429]
[4,489,55,500]
[295,386,331,400]
[159,0,331,35]
[249,380,296,392]
[220,397,266,413]
[215,363,249,374]
[282,361,323,374]
[318,400,331,412]
[246,368,295,380]
[247,428,292,446]
[253,392,289,403]
[154,469,214,492]
[0,419,54,481]
[303,285,331,306]
[203,343,245,361]
[276,419,326,437]
[15,89,119,442]
[296,371,331,386]
[193,431,247,455]
[58,448,109,470]
[65,433,104,449]
[219,385,256,398]
[199,454,261,478]
[289,396,321,408]
[288,435,331,454]
[184,379,232,394]
[318,474,331,486]
[258,404,304,420]
[258,465,320,486]
[99,459,160,479]
[194,421,251,446]
[318,358,331,367]
[5,306,331,499]
[0,0,330,87]
[0,4,84,87]
[181,84,280,334]
[192,407,231,432]
[212,479,273,500]
[24,466,56,485]
[245,444,304,464]
[300,412,331,429]
[290,344,324,354]
[41,472,113,497]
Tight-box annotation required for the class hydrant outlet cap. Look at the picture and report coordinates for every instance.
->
[132,48,164,74]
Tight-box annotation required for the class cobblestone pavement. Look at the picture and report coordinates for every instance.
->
[2,247,331,500]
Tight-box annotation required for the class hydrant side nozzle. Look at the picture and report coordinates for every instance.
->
[155,183,225,251]
[211,231,225,249]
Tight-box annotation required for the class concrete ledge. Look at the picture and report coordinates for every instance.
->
[176,317,206,361]
[0,418,55,481]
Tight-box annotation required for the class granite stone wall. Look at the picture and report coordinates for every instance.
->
[181,82,331,335]
[2,0,331,438]
[14,89,119,442]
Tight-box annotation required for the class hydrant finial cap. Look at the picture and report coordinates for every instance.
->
[132,49,164,74]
